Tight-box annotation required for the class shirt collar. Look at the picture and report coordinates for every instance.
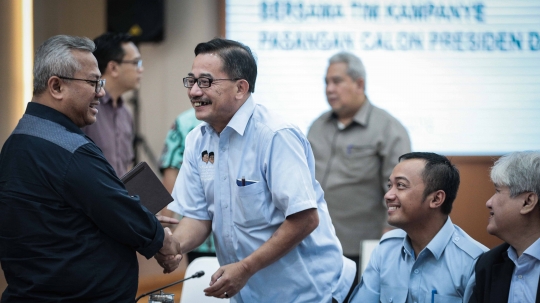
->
[402,217,454,260]
[100,89,123,106]
[508,237,540,262]
[525,237,540,260]
[200,95,255,136]
[327,97,373,127]
[352,97,372,126]
[25,102,84,135]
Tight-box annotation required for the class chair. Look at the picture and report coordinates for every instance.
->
[180,257,229,303]
[360,239,380,276]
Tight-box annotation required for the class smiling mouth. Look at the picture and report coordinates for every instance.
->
[192,99,212,107]
[388,206,401,211]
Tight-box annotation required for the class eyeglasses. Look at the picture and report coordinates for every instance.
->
[183,77,240,88]
[117,59,143,69]
[57,76,106,94]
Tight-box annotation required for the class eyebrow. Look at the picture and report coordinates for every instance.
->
[392,176,410,183]
[188,72,213,77]
[89,73,101,80]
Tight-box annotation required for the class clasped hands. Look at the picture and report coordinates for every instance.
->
[155,227,183,273]
[155,215,183,274]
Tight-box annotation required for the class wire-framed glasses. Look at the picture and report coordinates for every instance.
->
[56,76,106,94]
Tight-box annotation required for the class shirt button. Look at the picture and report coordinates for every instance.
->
[388,299,392,302]
[518,275,523,279]
[223,176,227,180]
[454,236,460,242]
[224,204,228,208]
[414,269,419,274]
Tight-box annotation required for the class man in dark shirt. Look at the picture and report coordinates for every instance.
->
[83,32,144,177]
[0,35,181,303]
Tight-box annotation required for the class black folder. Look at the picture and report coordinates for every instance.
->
[120,162,173,214]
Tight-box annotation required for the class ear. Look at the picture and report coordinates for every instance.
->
[428,190,446,210]
[235,79,250,100]
[520,192,538,215]
[355,78,365,92]
[106,60,119,77]
[48,76,64,101]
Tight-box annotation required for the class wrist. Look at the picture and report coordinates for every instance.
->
[239,257,258,276]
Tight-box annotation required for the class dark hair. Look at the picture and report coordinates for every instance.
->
[93,32,134,73]
[399,152,460,215]
[194,38,257,93]
[201,150,208,157]
[209,152,214,157]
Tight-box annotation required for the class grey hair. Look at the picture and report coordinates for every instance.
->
[490,151,540,198]
[33,35,95,95]
[328,52,366,81]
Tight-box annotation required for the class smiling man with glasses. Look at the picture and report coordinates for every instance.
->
[83,32,144,177]
[155,38,356,303]
[56,76,106,94]
[0,34,180,303]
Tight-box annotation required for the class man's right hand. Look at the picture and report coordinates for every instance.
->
[155,227,183,274]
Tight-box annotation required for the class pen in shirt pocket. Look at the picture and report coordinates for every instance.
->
[431,289,437,303]
[236,176,257,186]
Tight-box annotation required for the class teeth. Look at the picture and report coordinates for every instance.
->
[388,206,399,210]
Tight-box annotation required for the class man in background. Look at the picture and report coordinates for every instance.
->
[83,32,144,177]
[349,152,487,302]
[307,52,411,298]
[159,108,216,263]
[156,38,355,302]
[470,151,540,303]
[0,35,179,303]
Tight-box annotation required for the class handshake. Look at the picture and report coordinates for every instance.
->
[155,227,183,273]
[154,215,183,274]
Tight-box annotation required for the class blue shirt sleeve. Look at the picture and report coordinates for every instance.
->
[170,134,210,220]
[350,243,383,303]
[265,128,318,216]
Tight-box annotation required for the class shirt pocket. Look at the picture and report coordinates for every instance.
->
[233,181,270,227]
[380,285,408,303]
[342,145,379,180]
[425,294,462,303]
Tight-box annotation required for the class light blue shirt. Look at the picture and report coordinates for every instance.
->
[507,237,540,303]
[170,97,355,303]
[349,217,488,303]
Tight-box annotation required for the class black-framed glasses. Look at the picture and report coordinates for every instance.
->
[57,76,106,94]
[117,59,143,69]
[183,77,240,88]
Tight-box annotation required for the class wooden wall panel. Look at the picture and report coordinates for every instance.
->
[450,156,504,249]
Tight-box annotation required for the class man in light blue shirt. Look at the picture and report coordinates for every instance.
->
[470,151,540,303]
[350,152,488,303]
[156,38,355,303]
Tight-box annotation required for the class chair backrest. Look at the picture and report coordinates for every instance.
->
[360,239,380,276]
[180,257,229,303]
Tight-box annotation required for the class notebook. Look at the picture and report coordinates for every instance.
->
[120,162,173,214]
